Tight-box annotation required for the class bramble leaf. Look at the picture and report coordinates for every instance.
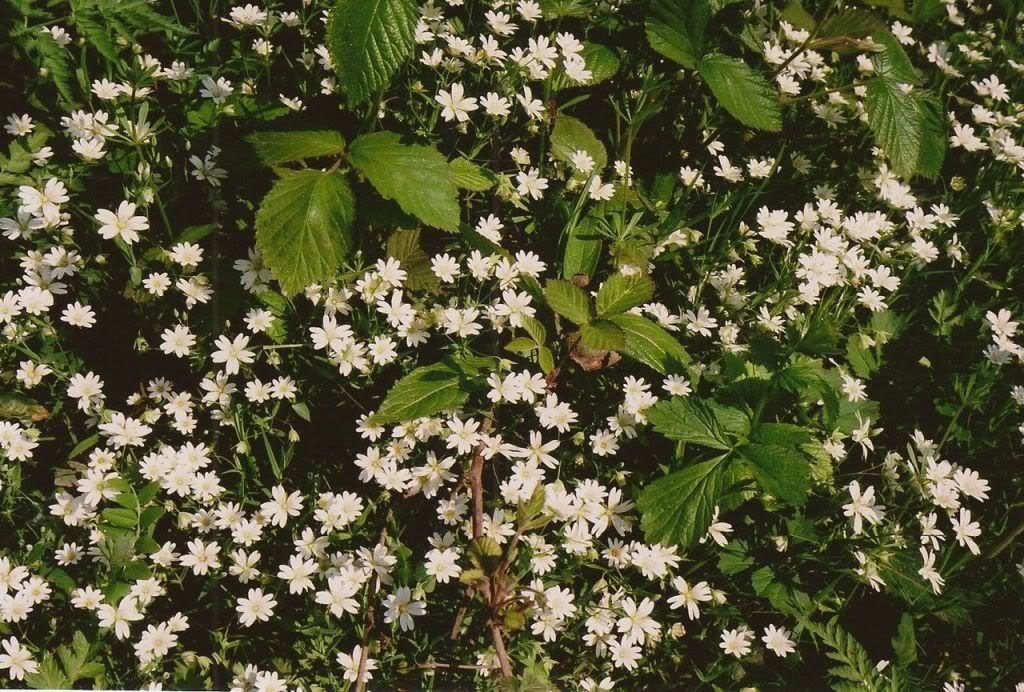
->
[247,131,346,166]
[255,170,355,295]
[698,53,782,131]
[645,0,710,69]
[638,456,731,547]
[325,0,418,104]
[349,131,460,231]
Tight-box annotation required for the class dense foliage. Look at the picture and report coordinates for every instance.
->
[1,0,1023,689]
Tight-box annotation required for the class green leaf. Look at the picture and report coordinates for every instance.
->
[544,279,593,325]
[645,0,710,69]
[815,8,888,41]
[26,654,69,689]
[550,115,608,172]
[870,30,920,84]
[35,31,76,106]
[247,131,346,166]
[255,169,355,295]
[865,78,945,179]
[781,0,817,30]
[520,315,548,345]
[638,456,731,547]
[562,217,603,281]
[596,274,656,316]
[372,361,469,424]
[698,53,782,131]
[580,320,626,351]
[386,228,439,292]
[739,443,810,505]
[101,507,138,530]
[646,397,737,450]
[892,613,917,668]
[580,43,620,84]
[865,0,911,19]
[0,392,49,421]
[750,422,813,447]
[449,158,495,191]
[349,131,460,231]
[846,334,880,378]
[608,313,691,374]
[325,0,418,104]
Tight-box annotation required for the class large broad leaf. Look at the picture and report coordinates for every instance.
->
[739,443,810,505]
[247,131,346,166]
[550,115,608,172]
[596,274,656,316]
[817,8,886,38]
[255,170,355,295]
[579,319,626,351]
[544,279,593,325]
[865,78,945,179]
[349,131,460,231]
[325,0,418,104]
[562,217,604,281]
[646,397,738,450]
[449,158,495,191]
[580,43,620,84]
[386,229,438,292]
[373,362,469,424]
[869,30,920,84]
[697,53,782,132]
[645,0,710,69]
[638,456,731,547]
[608,313,690,374]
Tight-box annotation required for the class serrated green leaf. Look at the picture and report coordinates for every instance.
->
[865,78,945,179]
[449,158,495,191]
[325,0,418,104]
[550,115,608,172]
[595,274,656,316]
[870,30,920,84]
[580,43,620,84]
[544,279,593,325]
[645,0,710,69]
[255,169,355,295]
[520,315,547,345]
[35,31,76,106]
[646,396,737,450]
[580,319,626,351]
[739,443,810,504]
[247,131,346,166]
[349,131,460,231]
[562,217,603,281]
[608,313,691,374]
[372,361,468,424]
[698,53,782,131]
[815,8,888,42]
[386,228,439,292]
[846,334,880,378]
[638,456,730,547]
[893,613,917,668]
[781,0,817,30]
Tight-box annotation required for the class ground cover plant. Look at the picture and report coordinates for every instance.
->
[1,0,1023,688]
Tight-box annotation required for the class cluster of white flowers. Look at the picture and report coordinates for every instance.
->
[1,0,1023,688]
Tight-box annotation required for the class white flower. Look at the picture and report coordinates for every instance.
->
[0,637,38,681]
[435,82,478,122]
[337,644,377,683]
[383,587,426,631]
[762,624,797,657]
[236,588,276,626]
[842,481,886,534]
[94,201,149,244]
